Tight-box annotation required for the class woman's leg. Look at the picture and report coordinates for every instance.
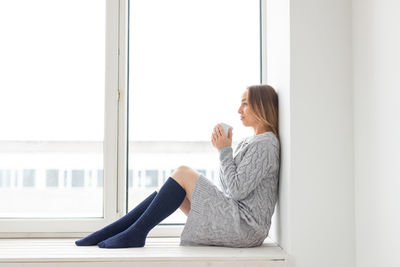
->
[75,191,157,246]
[98,177,186,248]
[179,196,191,216]
[170,165,201,203]
[97,166,200,248]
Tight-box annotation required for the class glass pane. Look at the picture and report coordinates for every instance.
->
[128,0,260,224]
[46,170,59,187]
[0,0,105,218]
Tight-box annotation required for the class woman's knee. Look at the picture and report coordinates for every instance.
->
[170,165,199,187]
[174,165,192,173]
[171,165,191,180]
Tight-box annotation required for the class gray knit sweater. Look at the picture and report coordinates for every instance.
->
[179,131,280,247]
[218,131,280,237]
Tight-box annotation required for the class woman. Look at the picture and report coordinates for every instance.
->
[75,84,280,248]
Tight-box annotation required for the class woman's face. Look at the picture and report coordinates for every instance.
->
[238,90,257,127]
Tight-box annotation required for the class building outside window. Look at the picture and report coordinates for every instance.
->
[23,169,35,188]
[46,169,59,188]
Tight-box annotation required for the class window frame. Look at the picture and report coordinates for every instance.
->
[0,0,267,238]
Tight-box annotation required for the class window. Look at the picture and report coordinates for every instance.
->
[64,170,68,187]
[46,169,59,188]
[0,0,108,232]
[127,0,263,226]
[144,170,159,188]
[128,169,134,188]
[0,170,11,188]
[0,0,265,237]
[71,170,85,188]
[97,169,104,188]
[23,170,35,188]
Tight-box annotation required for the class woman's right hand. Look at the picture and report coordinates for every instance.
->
[211,124,232,150]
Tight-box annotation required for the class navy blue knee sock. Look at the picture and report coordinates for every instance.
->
[75,191,157,246]
[98,177,186,248]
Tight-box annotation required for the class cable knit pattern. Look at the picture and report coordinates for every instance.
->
[179,132,280,248]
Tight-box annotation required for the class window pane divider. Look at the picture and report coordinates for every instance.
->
[117,0,128,220]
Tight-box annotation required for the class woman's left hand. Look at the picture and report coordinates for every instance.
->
[211,124,233,150]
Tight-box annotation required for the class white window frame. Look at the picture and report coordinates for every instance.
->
[0,0,267,238]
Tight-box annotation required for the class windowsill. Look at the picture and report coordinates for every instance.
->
[0,237,288,266]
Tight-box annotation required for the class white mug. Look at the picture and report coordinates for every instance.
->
[220,122,233,136]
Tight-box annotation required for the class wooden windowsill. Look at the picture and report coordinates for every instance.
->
[0,237,288,267]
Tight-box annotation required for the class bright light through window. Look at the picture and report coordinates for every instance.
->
[128,0,260,224]
[0,0,105,218]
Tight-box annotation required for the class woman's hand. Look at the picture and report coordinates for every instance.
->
[211,124,233,150]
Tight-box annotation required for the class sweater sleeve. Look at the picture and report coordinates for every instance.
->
[217,140,275,201]
[218,140,245,194]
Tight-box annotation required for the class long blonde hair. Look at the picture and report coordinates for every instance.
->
[247,84,280,143]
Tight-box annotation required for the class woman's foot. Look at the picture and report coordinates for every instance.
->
[75,191,157,246]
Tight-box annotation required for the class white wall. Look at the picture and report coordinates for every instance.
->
[266,0,291,252]
[353,1,400,267]
[267,0,355,267]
